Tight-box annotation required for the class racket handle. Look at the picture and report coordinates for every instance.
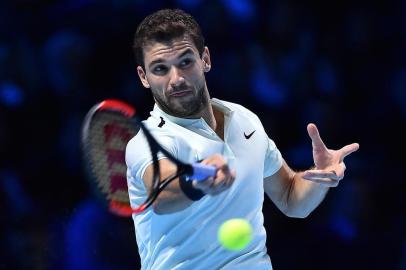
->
[189,163,217,181]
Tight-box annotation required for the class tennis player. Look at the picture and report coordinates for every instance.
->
[126,9,359,270]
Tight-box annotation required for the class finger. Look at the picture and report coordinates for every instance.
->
[307,123,328,151]
[200,155,234,179]
[339,143,360,161]
[227,169,236,185]
[302,177,340,187]
[217,170,235,191]
[223,169,236,187]
[206,179,227,195]
[211,169,228,189]
[207,169,236,195]
[209,185,227,196]
[302,169,341,181]
[334,163,346,180]
[193,177,214,192]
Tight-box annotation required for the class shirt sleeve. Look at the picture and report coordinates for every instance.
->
[263,137,283,178]
[125,129,178,206]
[126,130,177,179]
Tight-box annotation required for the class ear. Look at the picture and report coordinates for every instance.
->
[202,46,211,73]
[137,66,150,88]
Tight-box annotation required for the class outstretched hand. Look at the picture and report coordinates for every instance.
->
[302,123,359,187]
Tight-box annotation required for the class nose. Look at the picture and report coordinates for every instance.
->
[169,67,185,88]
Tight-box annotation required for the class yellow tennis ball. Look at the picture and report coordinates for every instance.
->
[218,218,253,251]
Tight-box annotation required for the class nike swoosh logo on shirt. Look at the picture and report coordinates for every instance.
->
[244,130,256,139]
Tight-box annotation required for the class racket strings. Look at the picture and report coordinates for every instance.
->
[91,112,184,216]
[86,111,137,204]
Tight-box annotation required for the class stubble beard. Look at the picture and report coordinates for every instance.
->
[154,83,209,118]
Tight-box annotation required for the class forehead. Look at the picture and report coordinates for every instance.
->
[143,36,199,64]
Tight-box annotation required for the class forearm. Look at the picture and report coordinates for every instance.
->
[285,172,330,218]
[143,154,233,214]
[152,178,196,214]
[143,159,199,215]
[265,124,359,218]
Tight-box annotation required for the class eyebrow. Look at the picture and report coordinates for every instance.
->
[148,49,195,69]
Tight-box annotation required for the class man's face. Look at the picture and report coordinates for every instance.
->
[137,36,211,118]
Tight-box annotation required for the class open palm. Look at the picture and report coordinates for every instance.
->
[302,123,359,187]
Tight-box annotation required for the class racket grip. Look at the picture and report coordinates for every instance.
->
[189,163,217,181]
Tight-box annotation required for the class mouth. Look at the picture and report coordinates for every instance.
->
[169,90,192,97]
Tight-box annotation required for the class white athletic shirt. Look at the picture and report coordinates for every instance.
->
[126,98,283,270]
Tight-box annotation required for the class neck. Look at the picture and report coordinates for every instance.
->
[200,99,224,140]
[185,85,217,130]
[200,102,217,131]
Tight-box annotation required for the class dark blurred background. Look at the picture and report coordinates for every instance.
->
[0,0,405,269]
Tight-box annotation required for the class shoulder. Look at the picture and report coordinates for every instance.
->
[125,118,179,168]
[213,98,262,124]
[126,126,178,151]
[214,98,259,117]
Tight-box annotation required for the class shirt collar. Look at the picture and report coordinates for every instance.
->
[151,98,233,127]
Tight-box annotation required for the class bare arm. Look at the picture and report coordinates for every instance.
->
[264,123,359,218]
[264,161,330,218]
[142,154,235,214]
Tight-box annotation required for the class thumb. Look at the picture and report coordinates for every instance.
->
[339,143,360,161]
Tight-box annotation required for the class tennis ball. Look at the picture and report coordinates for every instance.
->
[218,218,252,251]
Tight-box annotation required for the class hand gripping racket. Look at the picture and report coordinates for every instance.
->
[81,99,216,217]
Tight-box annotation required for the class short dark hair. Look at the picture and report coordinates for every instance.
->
[133,9,205,69]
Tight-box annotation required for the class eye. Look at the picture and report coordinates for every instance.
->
[153,65,168,74]
[179,58,193,68]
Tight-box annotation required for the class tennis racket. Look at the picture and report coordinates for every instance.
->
[81,99,216,217]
